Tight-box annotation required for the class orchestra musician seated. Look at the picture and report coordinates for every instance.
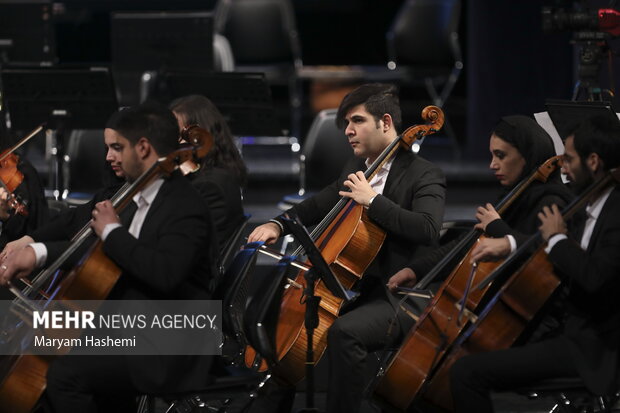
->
[0,102,218,413]
[388,115,572,301]
[170,94,247,253]
[450,115,620,413]
[248,83,447,413]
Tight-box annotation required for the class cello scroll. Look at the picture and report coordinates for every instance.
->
[399,105,445,149]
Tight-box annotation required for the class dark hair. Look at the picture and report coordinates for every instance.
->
[169,95,248,185]
[335,83,402,132]
[105,102,179,156]
[572,114,620,171]
[493,115,558,182]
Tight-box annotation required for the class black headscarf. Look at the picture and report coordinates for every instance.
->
[493,115,572,228]
[493,115,560,184]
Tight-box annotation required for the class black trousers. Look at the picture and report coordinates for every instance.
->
[326,285,416,413]
[43,355,137,413]
[450,335,580,413]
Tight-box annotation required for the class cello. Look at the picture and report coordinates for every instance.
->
[0,125,213,413]
[372,155,563,411]
[418,168,620,411]
[245,106,445,384]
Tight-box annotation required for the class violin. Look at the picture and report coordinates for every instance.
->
[178,124,203,175]
[0,125,45,216]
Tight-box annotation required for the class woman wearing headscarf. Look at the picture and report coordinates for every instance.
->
[169,95,247,253]
[387,115,573,293]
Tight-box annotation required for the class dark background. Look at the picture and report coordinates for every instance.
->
[3,0,620,161]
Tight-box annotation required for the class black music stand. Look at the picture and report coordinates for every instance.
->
[111,11,214,72]
[545,99,618,138]
[150,71,282,137]
[111,11,213,106]
[279,213,357,413]
[0,67,118,199]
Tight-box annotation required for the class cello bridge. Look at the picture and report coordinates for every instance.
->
[454,302,478,323]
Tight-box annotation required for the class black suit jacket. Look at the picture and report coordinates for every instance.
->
[189,167,245,253]
[548,186,620,395]
[285,148,446,281]
[42,173,218,393]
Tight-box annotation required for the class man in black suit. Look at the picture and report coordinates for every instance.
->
[248,83,446,413]
[450,115,620,413]
[0,103,218,412]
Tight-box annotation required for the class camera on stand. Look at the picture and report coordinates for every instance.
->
[542,4,620,100]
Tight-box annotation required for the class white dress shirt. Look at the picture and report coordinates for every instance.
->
[366,157,394,197]
[545,186,613,253]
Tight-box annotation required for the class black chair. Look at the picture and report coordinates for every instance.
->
[213,0,303,137]
[137,248,292,413]
[278,108,353,210]
[386,0,463,159]
[217,214,251,278]
[243,256,291,368]
[63,129,108,202]
[218,242,262,365]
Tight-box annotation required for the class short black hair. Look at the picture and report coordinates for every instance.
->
[572,115,620,171]
[335,83,402,132]
[105,102,179,156]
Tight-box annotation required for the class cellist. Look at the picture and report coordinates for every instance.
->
[0,103,218,413]
[450,115,620,413]
[248,83,447,413]
[388,116,572,299]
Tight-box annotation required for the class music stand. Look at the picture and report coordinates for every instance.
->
[150,71,282,137]
[111,11,213,72]
[110,11,213,106]
[0,1,56,65]
[545,99,618,138]
[279,213,357,413]
[1,66,118,199]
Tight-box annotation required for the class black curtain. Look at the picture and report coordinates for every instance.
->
[466,0,574,160]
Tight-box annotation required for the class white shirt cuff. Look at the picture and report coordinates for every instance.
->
[101,223,122,241]
[506,235,517,254]
[29,243,48,267]
[545,233,568,254]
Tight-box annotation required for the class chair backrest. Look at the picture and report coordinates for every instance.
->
[217,214,251,278]
[213,33,235,72]
[214,0,302,67]
[386,0,461,68]
[64,129,107,195]
[301,109,354,192]
[243,257,290,365]
[219,242,262,340]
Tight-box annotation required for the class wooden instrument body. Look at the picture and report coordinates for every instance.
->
[0,125,213,413]
[246,204,385,384]
[373,236,503,410]
[0,243,121,413]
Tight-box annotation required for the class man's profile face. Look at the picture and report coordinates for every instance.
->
[104,128,142,183]
[562,135,592,194]
[342,104,388,161]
